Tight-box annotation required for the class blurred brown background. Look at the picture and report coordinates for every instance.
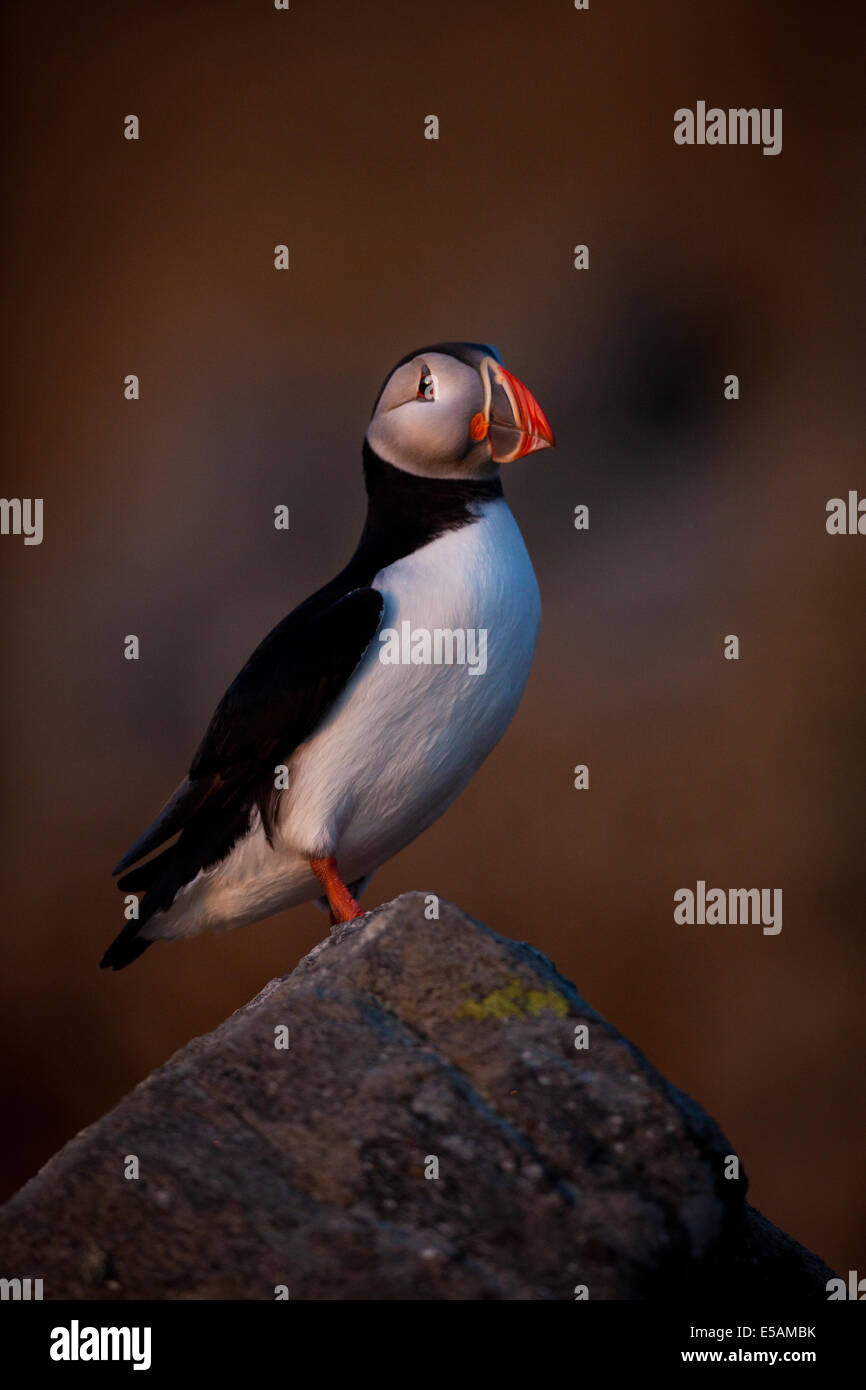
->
[2,0,864,1279]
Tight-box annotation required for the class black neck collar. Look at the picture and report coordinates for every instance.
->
[340,443,503,583]
[362,441,502,508]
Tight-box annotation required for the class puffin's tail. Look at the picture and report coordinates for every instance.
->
[103,795,252,970]
[100,844,178,970]
[100,927,153,971]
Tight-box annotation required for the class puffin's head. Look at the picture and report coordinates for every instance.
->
[366,342,555,481]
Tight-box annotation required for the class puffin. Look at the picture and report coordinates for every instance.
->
[101,342,554,969]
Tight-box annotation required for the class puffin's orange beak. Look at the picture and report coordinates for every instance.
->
[475,358,555,463]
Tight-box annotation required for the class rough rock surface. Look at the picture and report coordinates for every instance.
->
[0,894,834,1299]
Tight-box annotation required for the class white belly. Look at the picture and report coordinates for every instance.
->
[282,496,540,870]
[146,499,540,940]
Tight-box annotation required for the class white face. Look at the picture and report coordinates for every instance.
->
[366,351,494,481]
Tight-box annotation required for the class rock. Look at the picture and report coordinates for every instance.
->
[0,894,834,1299]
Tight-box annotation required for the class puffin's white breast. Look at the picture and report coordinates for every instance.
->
[279,497,541,876]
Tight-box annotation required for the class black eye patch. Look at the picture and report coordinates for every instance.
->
[416,365,437,401]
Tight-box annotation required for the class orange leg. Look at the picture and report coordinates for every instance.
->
[310,856,364,924]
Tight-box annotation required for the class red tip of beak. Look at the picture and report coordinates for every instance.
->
[492,364,555,457]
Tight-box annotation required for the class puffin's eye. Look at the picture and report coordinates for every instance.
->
[416,368,437,401]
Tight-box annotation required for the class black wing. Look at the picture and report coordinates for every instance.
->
[102,586,384,969]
